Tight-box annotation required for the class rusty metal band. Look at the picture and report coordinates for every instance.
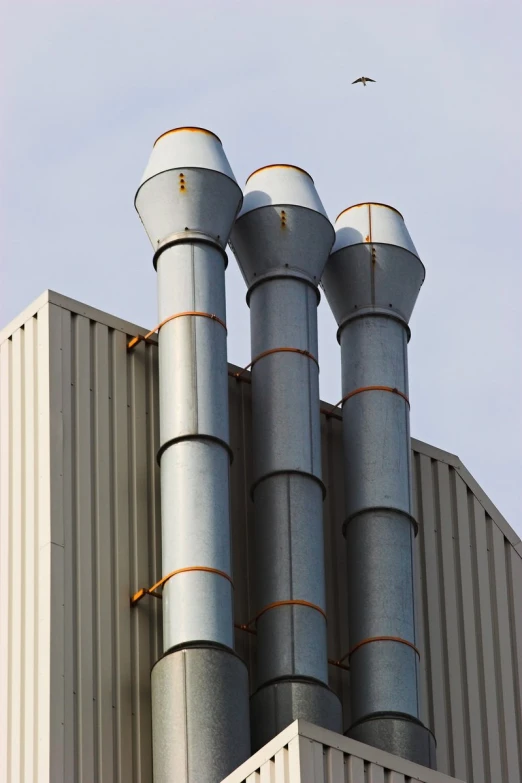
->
[128,310,227,350]
[253,599,327,625]
[348,635,420,659]
[154,127,221,146]
[337,385,410,408]
[235,346,319,379]
[131,565,233,606]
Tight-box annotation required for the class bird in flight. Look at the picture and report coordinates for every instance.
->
[352,77,376,87]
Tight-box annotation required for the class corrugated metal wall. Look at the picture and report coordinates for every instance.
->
[222,721,465,783]
[1,291,521,783]
[0,295,163,783]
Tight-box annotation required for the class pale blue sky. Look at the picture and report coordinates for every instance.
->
[1,0,521,534]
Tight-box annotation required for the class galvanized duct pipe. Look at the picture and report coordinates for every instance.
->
[135,127,250,783]
[321,203,436,768]
[230,165,342,751]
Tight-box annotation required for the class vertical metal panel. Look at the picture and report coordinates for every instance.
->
[37,305,53,783]
[10,328,23,783]
[23,316,37,783]
[450,472,486,783]
[1,291,521,783]
[433,461,467,778]
[47,303,66,781]
[0,334,11,783]
[111,328,134,783]
[0,295,162,783]
[410,450,522,783]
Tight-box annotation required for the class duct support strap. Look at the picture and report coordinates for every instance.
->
[230,165,342,751]
[135,127,250,783]
[321,203,436,769]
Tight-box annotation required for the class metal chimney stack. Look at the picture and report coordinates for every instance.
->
[135,127,250,783]
[321,203,436,768]
[230,165,342,750]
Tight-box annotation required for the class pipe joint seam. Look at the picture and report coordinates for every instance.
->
[157,433,234,465]
[152,640,247,672]
[245,271,321,305]
[250,469,326,500]
[252,674,333,694]
[342,506,419,537]
[335,307,411,344]
[347,710,435,739]
[153,230,228,270]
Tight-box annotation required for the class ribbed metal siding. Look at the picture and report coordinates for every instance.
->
[0,297,163,783]
[0,307,56,783]
[1,291,521,783]
[413,452,522,783]
[222,721,464,783]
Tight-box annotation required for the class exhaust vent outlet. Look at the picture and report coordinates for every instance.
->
[135,127,250,783]
[321,203,436,769]
[230,165,343,751]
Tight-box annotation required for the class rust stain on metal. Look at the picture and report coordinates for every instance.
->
[281,209,287,229]
[336,202,404,222]
[130,565,234,606]
[246,163,314,184]
[179,172,186,193]
[153,126,221,146]
[348,635,420,659]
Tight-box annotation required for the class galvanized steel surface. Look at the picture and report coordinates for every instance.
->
[151,647,250,783]
[249,682,344,755]
[156,243,229,446]
[155,243,233,650]
[231,166,341,745]
[1,291,521,783]
[135,128,249,783]
[322,204,425,331]
[340,318,412,518]
[332,203,419,255]
[239,165,326,215]
[250,280,321,485]
[322,206,431,764]
[139,127,236,188]
[136,128,241,653]
[229,166,334,290]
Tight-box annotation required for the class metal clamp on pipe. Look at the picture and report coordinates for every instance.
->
[127,310,227,350]
[152,229,229,270]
